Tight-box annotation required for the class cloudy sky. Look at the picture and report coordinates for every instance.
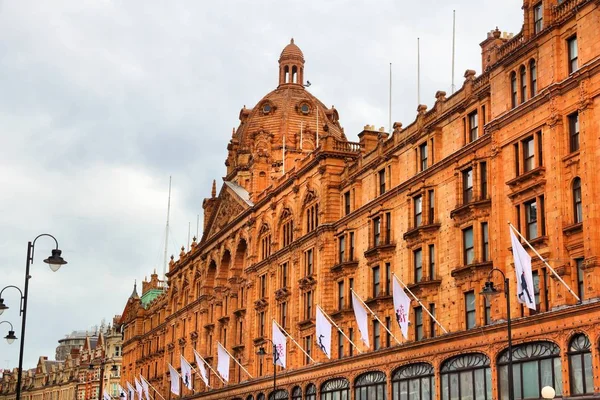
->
[0,0,522,369]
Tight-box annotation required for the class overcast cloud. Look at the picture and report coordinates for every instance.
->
[0,0,522,369]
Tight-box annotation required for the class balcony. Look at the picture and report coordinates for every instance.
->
[364,242,396,259]
[403,223,441,247]
[451,261,493,281]
[330,259,359,274]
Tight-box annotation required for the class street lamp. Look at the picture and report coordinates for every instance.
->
[0,321,18,344]
[88,357,118,400]
[256,339,279,399]
[480,267,513,400]
[0,234,67,400]
[541,386,556,399]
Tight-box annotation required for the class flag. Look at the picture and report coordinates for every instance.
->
[103,390,112,400]
[351,292,370,348]
[139,375,150,400]
[168,363,181,396]
[193,349,210,387]
[180,355,193,391]
[315,307,332,359]
[134,378,143,400]
[217,343,230,382]
[272,321,287,368]
[126,382,135,400]
[117,384,127,400]
[510,228,536,310]
[393,276,411,339]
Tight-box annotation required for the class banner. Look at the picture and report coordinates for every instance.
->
[217,343,230,382]
[393,276,411,339]
[168,363,181,396]
[193,349,210,387]
[117,384,127,400]
[272,321,287,368]
[139,376,150,400]
[315,307,332,359]
[510,229,536,310]
[351,292,370,348]
[180,355,193,391]
[134,378,143,400]
[126,382,135,400]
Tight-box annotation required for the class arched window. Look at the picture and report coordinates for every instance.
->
[355,371,386,400]
[569,334,593,395]
[529,59,537,97]
[498,341,562,399]
[519,65,527,103]
[321,378,349,400]
[291,386,302,400]
[280,208,294,247]
[306,384,316,400]
[269,389,288,400]
[257,393,266,400]
[441,353,491,400]
[510,72,518,108]
[259,224,272,261]
[246,396,254,400]
[292,66,298,84]
[573,177,582,223]
[284,66,290,83]
[306,203,319,233]
[392,363,434,400]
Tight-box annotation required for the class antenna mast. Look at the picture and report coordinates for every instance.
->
[417,38,421,105]
[389,63,392,134]
[452,10,456,93]
[162,176,172,281]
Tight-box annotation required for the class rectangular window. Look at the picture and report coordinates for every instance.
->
[574,179,583,223]
[344,191,351,215]
[534,3,543,33]
[385,316,391,347]
[415,306,423,341]
[532,270,540,314]
[463,227,474,265]
[259,311,265,337]
[280,262,288,288]
[428,190,435,224]
[576,258,584,300]
[385,262,391,295]
[530,60,537,96]
[568,36,578,73]
[385,212,392,244]
[349,328,354,356]
[280,301,287,328]
[349,232,355,261]
[480,162,488,199]
[304,336,312,365]
[542,268,550,311]
[338,330,344,359]
[429,304,436,338]
[419,142,428,171]
[463,168,473,204]
[373,320,381,350]
[520,67,527,103]
[484,297,491,325]
[349,278,354,309]
[338,280,345,310]
[523,136,535,172]
[468,111,478,142]
[414,248,423,282]
[428,244,435,279]
[379,169,386,195]
[569,112,580,152]
[338,235,345,263]
[260,274,267,298]
[414,195,423,227]
[372,266,381,297]
[514,142,520,176]
[465,291,476,329]
[373,217,381,246]
[481,222,489,262]
[525,199,538,239]
[511,72,518,108]
[304,291,313,320]
[305,248,314,276]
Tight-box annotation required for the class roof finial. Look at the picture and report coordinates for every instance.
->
[290,38,294,44]
[211,179,217,198]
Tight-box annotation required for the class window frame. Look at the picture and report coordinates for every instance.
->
[414,248,423,283]
[568,111,580,153]
[462,168,473,204]
[573,177,582,223]
[463,226,474,265]
[567,36,578,74]
[468,110,478,142]
[419,141,428,171]
[465,291,476,329]
[534,3,543,33]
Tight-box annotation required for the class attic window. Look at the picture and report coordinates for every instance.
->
[301,104,310,114]
[262,104,272,114]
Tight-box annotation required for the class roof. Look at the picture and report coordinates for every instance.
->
[224,181,253,206]
[279,38,304,62]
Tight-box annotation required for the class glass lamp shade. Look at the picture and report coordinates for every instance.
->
[44,249,67,272]
[480,281,499,304]
[256,347,267,357]
[5,330,17,344]
[0,299,7,315]
[541,386,556,399]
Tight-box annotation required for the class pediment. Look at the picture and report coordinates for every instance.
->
[203,181,253,240]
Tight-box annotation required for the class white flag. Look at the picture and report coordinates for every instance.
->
[103,390,112,400]
[139,376,150,400]
[117,384,127,400]
[193,349,210,387]
[393,276,411,339]
[180,355,193,391]
[217,342,230,382]
[134,378,143,400]
[315,307,332,359]
[510,228,536,310]
[168,363,181,396]
[126,382,135,400]
[272,321,287,368]
[351,292,370,348]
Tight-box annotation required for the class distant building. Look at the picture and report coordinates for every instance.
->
[56,330,90,361]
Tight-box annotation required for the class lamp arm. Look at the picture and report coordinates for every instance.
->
[0,320,14,331]
[487,267,508,296]
[30,234,60,263]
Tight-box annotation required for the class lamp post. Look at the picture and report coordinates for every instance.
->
[0,321,18,344]
[256,339,279,399]
[0,234,67,400]
[480,267,513,400]
[89,357,118,400]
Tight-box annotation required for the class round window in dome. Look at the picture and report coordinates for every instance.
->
[262,104,272,114]
[301,104,310,114]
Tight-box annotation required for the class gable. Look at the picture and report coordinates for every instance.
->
[202,182,253,241]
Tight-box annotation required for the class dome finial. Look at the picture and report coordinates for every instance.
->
[290,38,294,44]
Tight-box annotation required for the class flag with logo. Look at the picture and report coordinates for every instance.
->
[193,349,210,387]
[180,355,193,391]
[117,384,127,400]
[139,376,150,400]
[126,382,135,400]
[134,378,143,400]
[393,276,411,339]
[315,307,332,359]
[217,342,230,382]
[351,292,370,348]
[103,390,111,400]
[168,363,181,395]
[272,321,287,368]
[510,228,536,310]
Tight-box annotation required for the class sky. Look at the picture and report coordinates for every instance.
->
[0,0,523,369]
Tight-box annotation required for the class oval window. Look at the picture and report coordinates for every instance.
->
[263,104,272,113]
[301,104,310,114]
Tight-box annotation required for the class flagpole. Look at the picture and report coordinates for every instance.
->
[316,305,362,354]
[508,223,580,302]
[350,289,402,345]
[138,377,157,400]
[316,109,319,148]
[140,376,164,400]
[217,342,253,379]
[273,319,316,363]
[193,349,226,385]
[393,273,449,334]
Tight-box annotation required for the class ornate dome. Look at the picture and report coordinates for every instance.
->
[279,38,304,63]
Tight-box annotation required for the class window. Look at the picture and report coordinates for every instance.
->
[478,161,488,200]
[261,234,272,260]
[468,111,478,142]
[534,3,543,33]
[282,219,294,247]
[280,302,287,328]
[291,387,302,400]
[337,330,344,359]
[303,291,313,320]
[568,36,578,73]
[349,232,355,261]
[304,336,312,365]
[576,258,584,300]
[519,66,527,104]
[414,306,423,341]
[349,328,354,356]
[385,316,391,347]
[260,274,267,298]
[385,212,391,244]
[484,296,491,325]
[481,222,489,262]
[259,311,265,337]
[392,363,434,400]
[304,248,313,276]
[568,112,580,152]
[510,71,518,108]
[525,199,538,239]
[441,354,491,400]
[373,320,381,350]
[414,248,423,283]
[379,169,386,195]
[344,191,351,215]
[306,203,319,233]
[383,263,391,294]
[462,168,473,204]
[530,59,537,96]
[414,195,423,227]
[465,291,476,329]
[373,217,381,246]
[428,244,435,279]
[463,227,474,265]
[337,281,345,310]
[523,136,535,172]
[321,378,350,400]
[280,262,288,288]
[498,341,562,399]
[372,266,381,297]
[355,371,386,400]
[573,177,582,223]
[305,384,316,400]
[568,334,593,395]
[419,142,428,171]
[338,235,345,263]
[429,304,436,338]
[428,190,435,224]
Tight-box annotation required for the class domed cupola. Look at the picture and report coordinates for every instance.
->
[278,38,305,87]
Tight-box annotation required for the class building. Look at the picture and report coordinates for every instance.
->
[56,330,93,361]
[119,0,600,399]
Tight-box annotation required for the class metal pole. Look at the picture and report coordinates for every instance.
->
[505,277,514,400]
[16,241,32,400]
